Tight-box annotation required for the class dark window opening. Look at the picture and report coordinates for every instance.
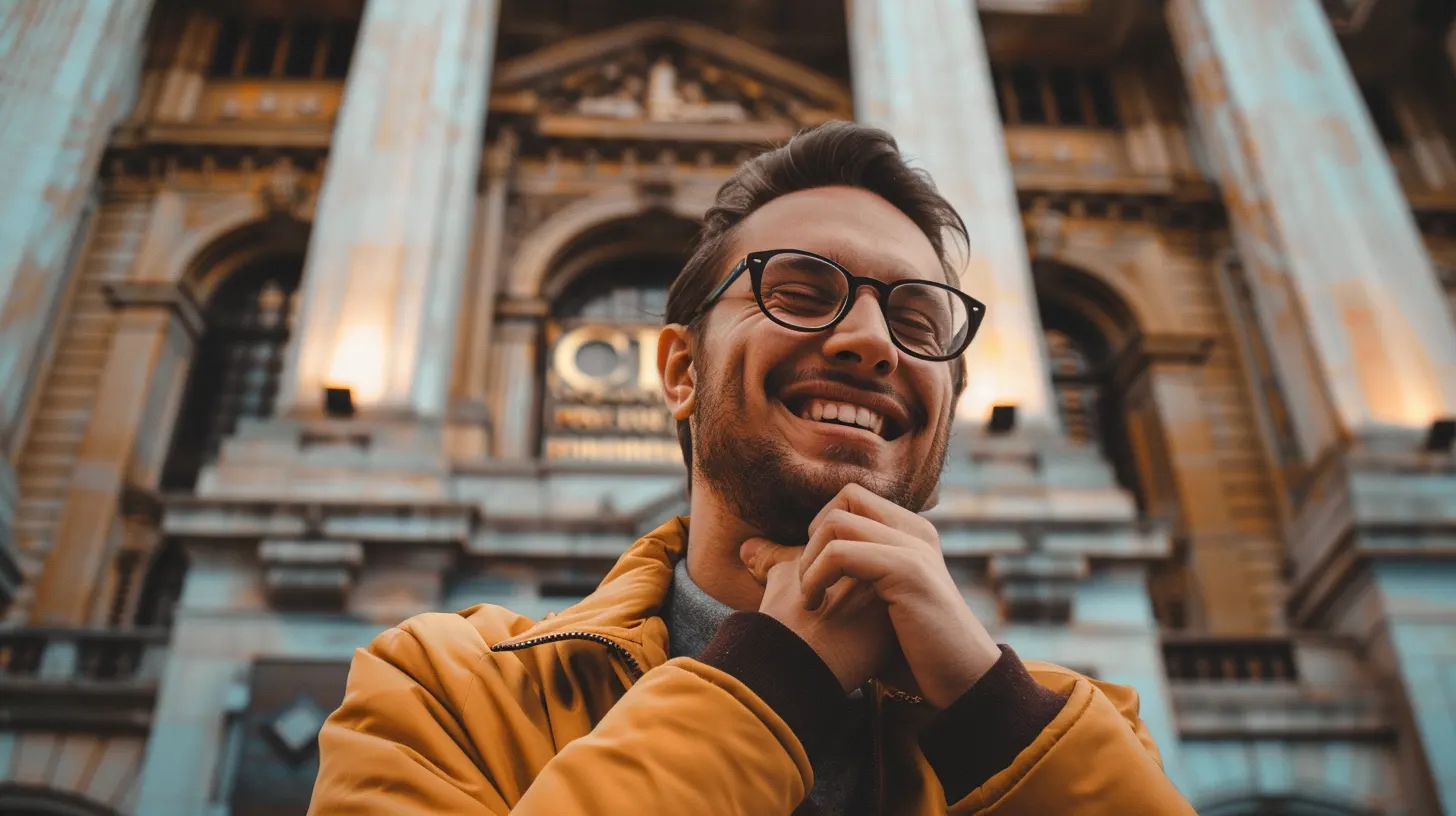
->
[207,15,359,81]
[1042,306,1143,508]
[1049,67,1085,126]
[324,19,359,79]
[1012,66,1047,124]
[1360,84,1406,146]
[161,256,301,491]
[134,539,189,628]
[995,64,1121,128]
[1087,70,1120,128]
[284,20,325,78]
[553,256,678,320]
[243,18,284,77]
[209,17,244,77]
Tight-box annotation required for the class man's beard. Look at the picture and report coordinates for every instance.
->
[692,359,951,546]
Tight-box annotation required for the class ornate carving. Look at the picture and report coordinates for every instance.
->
[560,50,768,124]
[495,27,849,133]
[259,157,311,218]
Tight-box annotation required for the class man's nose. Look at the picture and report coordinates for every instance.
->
[820,288,898,376]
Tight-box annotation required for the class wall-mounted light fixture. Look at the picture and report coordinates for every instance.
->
[987,404,1018,435]
[1425,418,1456,453]
[324,386,355,418]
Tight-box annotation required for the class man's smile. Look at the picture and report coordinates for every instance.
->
[772,377,915,443]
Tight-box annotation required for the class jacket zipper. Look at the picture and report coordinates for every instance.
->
[491,631,646,681]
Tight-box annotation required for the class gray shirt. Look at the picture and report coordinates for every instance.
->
[662,557,874,815]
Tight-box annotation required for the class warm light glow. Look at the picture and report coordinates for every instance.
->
[325,324,387,407]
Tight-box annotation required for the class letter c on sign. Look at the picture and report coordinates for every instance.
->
[553,325,634,397]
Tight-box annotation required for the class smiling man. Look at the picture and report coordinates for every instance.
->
[309,122,1196,815]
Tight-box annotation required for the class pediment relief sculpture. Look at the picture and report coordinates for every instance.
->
[492,20,851,133]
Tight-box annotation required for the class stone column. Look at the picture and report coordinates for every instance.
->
[0,0,155,601]
[448,131,516,459]
[1169,0,1456,460]
[1171,4,1456,811]
[278,0,499,419]
[847,0,1058,434]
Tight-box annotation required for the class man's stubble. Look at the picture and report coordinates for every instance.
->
[691,354,951,546]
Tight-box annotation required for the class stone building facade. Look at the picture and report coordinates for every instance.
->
[1,0,1455,813]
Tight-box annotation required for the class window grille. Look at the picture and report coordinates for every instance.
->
[161,257,301,491]
[992,65,1120,128]
[209,16,359,80]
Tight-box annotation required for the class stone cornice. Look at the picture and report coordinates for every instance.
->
[1170,684,1394,741]
[1110,330,1217,391]
[102,280,206,340]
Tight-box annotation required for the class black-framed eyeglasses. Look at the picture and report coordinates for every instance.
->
[691,249,985,362]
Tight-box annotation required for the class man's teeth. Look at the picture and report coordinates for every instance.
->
[799,398,885,436]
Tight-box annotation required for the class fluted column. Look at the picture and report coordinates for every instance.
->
[1169,0,1456,458]
[0,1,154,598]
[0,0,154,448]
[847,0,1057,434]
[279,0,499,419]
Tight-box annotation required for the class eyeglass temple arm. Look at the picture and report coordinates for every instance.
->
[690,259,749,320]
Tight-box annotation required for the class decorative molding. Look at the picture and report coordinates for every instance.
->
[492,18,851,125]
[0,627,168,734]
[1170,684,1394,740]
[494,296,551,320]
[258,539,365,610]
[988,551,1089,623]
[257,156,314,219]
[1110,330,1217,390]
[102,280,207,340]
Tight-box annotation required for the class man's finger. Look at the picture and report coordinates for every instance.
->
[808,482,938,543]
[740,537,799,586]
[801,509,915,583]
[801,539,901,611]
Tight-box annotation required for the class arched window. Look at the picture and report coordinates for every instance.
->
[160,255,301,490]
[538,212,697,463]
[1035,264,1144,508]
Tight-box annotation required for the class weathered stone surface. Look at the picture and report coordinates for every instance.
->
[0,0,155,451]
[278,0,500,420]
[849,0,1057,433]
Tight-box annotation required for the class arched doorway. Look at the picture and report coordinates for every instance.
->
[160,254,303,490]
[134,245,304,628]
[1033,259,1144,506]
[538,211,699,463]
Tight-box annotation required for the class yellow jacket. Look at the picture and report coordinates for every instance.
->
[310,518,1194,814]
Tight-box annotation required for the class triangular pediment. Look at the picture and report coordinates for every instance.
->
[491,19,852,138]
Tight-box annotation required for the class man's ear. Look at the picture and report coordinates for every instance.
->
[658,324,696,420]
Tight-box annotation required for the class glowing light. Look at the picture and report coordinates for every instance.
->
[324,324,387,407]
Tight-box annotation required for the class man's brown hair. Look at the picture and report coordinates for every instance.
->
[664,120,971,477]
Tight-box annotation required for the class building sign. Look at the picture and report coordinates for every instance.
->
[542,321,681,463]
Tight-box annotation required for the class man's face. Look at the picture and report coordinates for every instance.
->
[689,186,957,545]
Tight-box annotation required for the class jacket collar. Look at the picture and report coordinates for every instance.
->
[492,516,688,672]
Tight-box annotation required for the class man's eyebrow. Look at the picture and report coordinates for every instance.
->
[815,248,930,281]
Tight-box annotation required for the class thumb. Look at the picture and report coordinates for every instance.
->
[740,537,799,586]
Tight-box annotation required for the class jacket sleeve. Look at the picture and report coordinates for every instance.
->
[308,612,816,815]
[943,666,1196,815]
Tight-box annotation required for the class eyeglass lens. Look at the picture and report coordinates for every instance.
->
[757,252,971,359]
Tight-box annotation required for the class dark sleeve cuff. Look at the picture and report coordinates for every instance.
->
[696,611,848,765]
[918,645,1070,803]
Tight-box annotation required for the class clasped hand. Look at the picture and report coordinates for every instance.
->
[740,483,1001,710]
